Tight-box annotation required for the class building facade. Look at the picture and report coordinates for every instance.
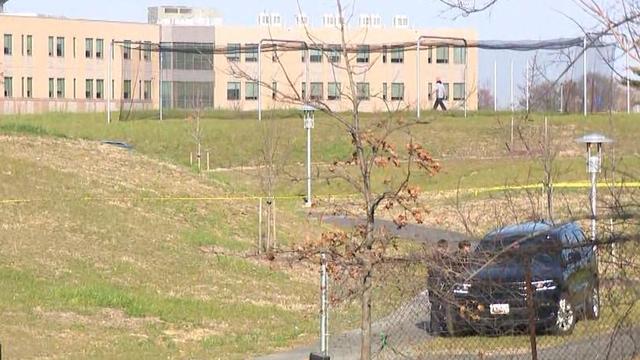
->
[0,6,478,115]
[0,14,159,114]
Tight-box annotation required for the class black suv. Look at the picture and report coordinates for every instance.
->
[432,221,600,336]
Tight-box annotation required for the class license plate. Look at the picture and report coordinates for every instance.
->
[490,304,510,315]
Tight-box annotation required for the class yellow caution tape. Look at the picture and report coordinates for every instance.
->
[0,182,638,204]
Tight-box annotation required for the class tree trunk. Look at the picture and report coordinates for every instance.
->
[360,264,373,360]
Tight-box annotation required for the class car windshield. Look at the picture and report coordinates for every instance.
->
[475,233,560,264]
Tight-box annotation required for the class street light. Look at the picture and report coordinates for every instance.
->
[302,105,315,208]
[576,133,613,242]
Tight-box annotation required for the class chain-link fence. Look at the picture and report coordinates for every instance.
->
[322,187,640,360]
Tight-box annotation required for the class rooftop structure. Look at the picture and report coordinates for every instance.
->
[148,6,222,26]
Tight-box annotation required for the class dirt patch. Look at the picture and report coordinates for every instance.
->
[33,307,162,330]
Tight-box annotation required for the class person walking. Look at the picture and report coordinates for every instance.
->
[433,80,447,111]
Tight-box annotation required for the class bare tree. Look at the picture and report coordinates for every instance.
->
[227,1,442,358]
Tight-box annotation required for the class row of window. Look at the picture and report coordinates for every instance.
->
[225,44,466,65]
[224,81,466,101]
[2,76,151,100]
[3,34,152,61]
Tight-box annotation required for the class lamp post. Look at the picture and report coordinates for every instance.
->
[576,133,613,242]
[303,105,315,208]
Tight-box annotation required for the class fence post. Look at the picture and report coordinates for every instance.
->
[258,198,263,254]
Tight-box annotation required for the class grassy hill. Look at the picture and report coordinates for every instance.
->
[0,111,639,358]
[0,135,319,359]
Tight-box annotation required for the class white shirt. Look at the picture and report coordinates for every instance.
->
[435,83,446,99]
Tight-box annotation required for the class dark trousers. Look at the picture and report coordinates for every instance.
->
[433,98,447,111]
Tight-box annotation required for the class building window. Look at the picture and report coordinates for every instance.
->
[73,37,76,58]
[391,83,404,101]
[453,83,465,100]
[48,37,54,56]
[112,80,115,99]
[3,34,12,55]
[245,44,258,62]
[26,35,33,56]
[271,45,279,63]
[453,47,466,64]
[56,78,65,98]
[328,45,341,63]
[427,47,433,64]
[85,38,93,58]
[357,45,370,63]
[49,78,54,98]
[56,37,65,57]
[227,43,240,62]
[73,78,77,99]
[123,40,131,60]
[26,77,32,98]
[301,82,306,100]
[143,42,152,61]
[357,82,370,100]
[383,82,388,101]
[96,79,104,99]
[245,81,258,100]
[443,83,450,100]
[310,48,323,63]
[227,82,241,100]
[382,46,387,63]
[3,77,12,97]
[428,83,433,101]
[272,81,277,99]
[328,82,341,100]
[390,47,404,63]
[85,79,94,99]
[436,46,449,64]
[301,49,307,63]
[123,80,131,99]
[96,39,104,59]
[144,81,151,100]
[310,82,323,100]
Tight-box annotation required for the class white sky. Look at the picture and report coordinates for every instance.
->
[5,0,603,40]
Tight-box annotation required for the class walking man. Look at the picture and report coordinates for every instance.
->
[433,80,447,111]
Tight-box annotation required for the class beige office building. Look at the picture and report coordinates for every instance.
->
[0,5,478,115]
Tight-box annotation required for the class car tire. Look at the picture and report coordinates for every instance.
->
[552,294,576,335]
[585,285,600,320]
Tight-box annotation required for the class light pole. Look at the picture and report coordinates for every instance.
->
[576,133,613,242]
[303,105,315,208]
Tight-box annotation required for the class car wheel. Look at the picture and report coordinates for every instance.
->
[552,295,576,335]
[585,285,600,320]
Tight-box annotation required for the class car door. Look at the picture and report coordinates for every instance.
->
[561,230,582,306]
[573,229,596,298]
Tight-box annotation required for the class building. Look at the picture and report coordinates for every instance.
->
[0,13,159,114]
[0,3,478,115]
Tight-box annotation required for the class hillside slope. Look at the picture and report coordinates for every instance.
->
[0,135,316,359]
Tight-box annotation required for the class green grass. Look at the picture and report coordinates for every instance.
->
[2,111,639,171]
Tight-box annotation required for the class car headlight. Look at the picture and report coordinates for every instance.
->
[453,283,472,294]
[531,280,557,291]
